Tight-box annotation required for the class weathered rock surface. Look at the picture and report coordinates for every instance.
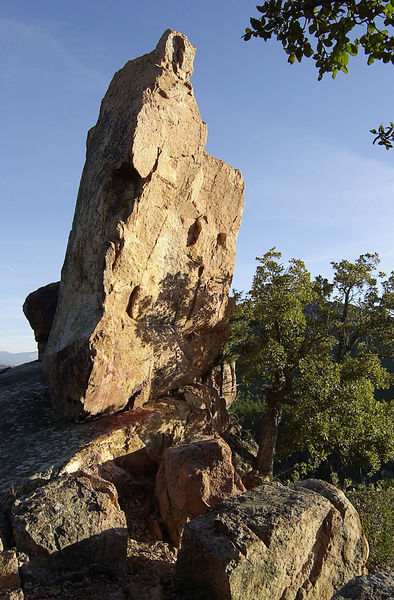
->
[293,479,370,572]
[331,572,394,600]
[204,361,237,408]
[11,473,127,581]
[43,29,244,420]
[0,591,24,600]
[0,550,20,593]
[222,416,258,479]
[176,480,368,600]
[155,437,245,546]
[22,282,59,360]
[0,362,228,498]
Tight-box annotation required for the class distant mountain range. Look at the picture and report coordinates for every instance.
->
[0,351,38,367]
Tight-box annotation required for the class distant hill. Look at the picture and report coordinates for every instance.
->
[0,351,38,367]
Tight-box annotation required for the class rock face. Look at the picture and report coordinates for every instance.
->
[222,415,258,479]
[331,572,394,600]
[43,29,244,420]
[176,480,368,600]
[22,282,59,360]
[0,363,230,498]
[11,473,127,581]
[205,361,237,408]
[155,437,245,546]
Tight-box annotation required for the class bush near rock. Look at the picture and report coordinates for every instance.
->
[11,473,127,582]
[331,571,394,600]
[176,480,368,600]
[155,437,245,547]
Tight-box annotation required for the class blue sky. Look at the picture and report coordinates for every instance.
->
[1,0,393,352]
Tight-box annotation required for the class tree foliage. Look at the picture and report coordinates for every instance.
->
[227,250,394,478]
[244,1,394,149]
[371,121,394,149]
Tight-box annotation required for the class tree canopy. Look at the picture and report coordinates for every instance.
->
[244,1,394,149]
[227,250,394,479]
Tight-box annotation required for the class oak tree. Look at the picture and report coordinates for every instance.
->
[228,250,394,479]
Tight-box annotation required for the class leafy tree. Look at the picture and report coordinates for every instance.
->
[227,249,394,479]
[244,1,394,149]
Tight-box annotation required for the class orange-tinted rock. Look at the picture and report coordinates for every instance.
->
[205,360,237,407]
[155,437,245,547]
[43,30,244,420]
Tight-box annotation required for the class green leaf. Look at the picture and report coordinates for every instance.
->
[250,17,262,30]
[347,42,358,56]
[304,44,314,57]
[245,1,394,150]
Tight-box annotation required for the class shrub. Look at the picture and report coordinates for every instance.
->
[346,479,394,571]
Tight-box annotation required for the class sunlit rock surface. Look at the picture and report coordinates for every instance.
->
[43,29,244,420]
[0,363,228,498]
[177,480,368,600]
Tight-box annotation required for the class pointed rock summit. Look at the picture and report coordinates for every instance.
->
[43,30,245,420]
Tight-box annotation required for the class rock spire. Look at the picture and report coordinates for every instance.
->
[43,30,244,420]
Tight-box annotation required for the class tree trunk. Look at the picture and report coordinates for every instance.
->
[256,402,283,479]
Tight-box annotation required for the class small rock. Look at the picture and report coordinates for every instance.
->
[11,474,127,581]
[0,550,19,592]
[22,282,59,360]
[331,571,394,600]
[155,437,245,547]
[0,590,24,599]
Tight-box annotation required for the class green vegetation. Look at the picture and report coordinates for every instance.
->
[226,250,394,479]
[345,479,394,570]
[229,389,266,437]
[244,1,394,149]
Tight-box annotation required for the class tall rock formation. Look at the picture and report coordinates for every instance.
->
[43,30,244,420]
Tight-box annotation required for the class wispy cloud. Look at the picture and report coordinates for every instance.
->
[234,135,394,291]
[0,16,107,88]
[246,138,394,228]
